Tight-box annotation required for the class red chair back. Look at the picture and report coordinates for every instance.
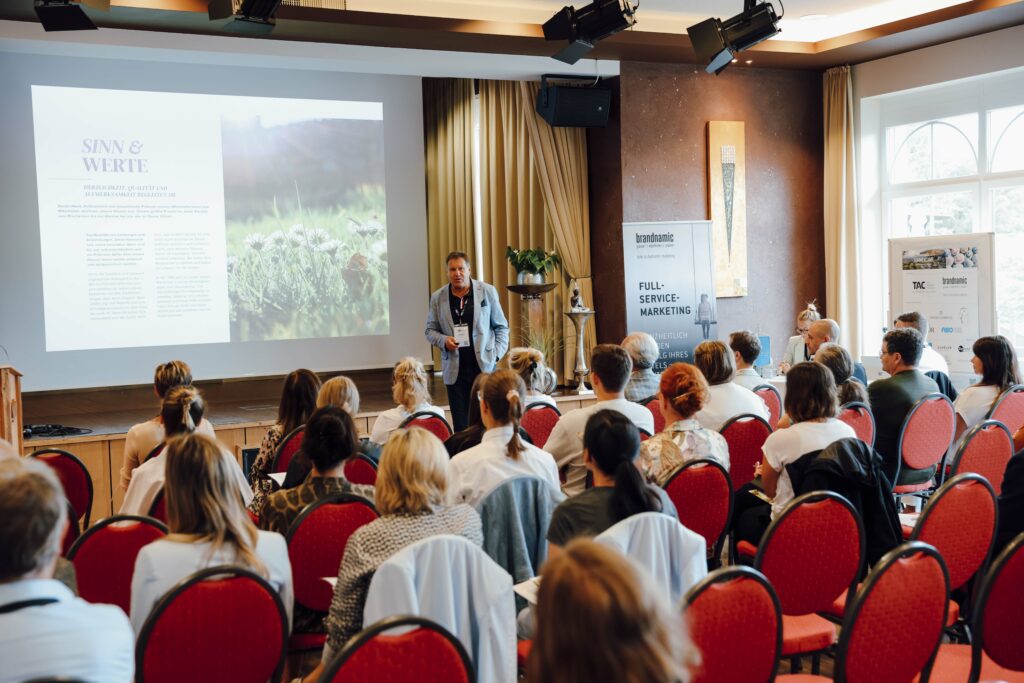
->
[343,454,379,486]
[685,567,780,683]
[897,393,954,472]
[148,489,167,524]
[520,403,562,448]
[286,493,378,613]
[949,420,1014,494]
[135,565,288,683]
[67,515,168,613]
[641,395,666,434]
[400,412,454,442]
[754,491,864,616]
[719,414,772,491]
[638,427,652,442]
[838,401,876,448]
[321,615,474,683]
[272,426,305,474]
[31,449,94,528]
[753,384,782,427]
[835,542,949,683]
[987,384,1024,435]
[975,533,1024,673]
[664,459,733,560]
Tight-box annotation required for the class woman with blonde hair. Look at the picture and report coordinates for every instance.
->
[447,369,560,506]
[779,301,821,373]
[129,432,292,633]
[529,539,696,683]
[693,341,769,432]
[506,347,556,408]
[316,375,361,413]
[119,360,216,492]
[369,358,444,445]
[301,428,482,682]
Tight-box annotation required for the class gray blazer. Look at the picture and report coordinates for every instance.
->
[425,280,509,385]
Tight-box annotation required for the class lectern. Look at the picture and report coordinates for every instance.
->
[0,366,23,452]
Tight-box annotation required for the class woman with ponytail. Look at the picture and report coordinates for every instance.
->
[130,433,292,634]
[546,410,677,554]
[121,385,252,516]
[506,347,557,408]
[447,369,560,506]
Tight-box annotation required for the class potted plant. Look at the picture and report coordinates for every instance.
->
[506,247,561,285]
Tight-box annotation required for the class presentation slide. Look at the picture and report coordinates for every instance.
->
[32,86,389,352]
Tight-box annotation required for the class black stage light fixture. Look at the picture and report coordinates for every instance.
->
[208,0,283,36]
[687,0,781,75]
[34,0,108,32]
[543,0,637,65]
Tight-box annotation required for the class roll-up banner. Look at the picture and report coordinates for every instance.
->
[622,221,718,372]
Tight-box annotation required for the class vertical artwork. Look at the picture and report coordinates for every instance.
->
[707,121,748,297]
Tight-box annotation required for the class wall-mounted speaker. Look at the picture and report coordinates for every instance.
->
[535,84,612,128]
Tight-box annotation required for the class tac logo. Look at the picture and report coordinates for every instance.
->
[912,281,926,290]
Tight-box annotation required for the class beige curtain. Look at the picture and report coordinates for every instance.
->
[823,65,862,358]
[423,78,475,367]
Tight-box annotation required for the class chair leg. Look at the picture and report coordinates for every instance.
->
[790,657,802,673]
[812,654,821,675]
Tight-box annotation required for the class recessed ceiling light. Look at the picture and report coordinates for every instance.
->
[800,14,828,20]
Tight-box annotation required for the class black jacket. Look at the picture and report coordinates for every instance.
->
[996,452,1024,554]
[786,437,903,567]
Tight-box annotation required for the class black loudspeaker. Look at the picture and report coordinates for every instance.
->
[535,85,611,128]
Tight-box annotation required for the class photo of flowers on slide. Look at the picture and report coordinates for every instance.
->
[222,112,388,342]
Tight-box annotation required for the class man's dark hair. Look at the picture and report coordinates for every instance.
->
[728,331,761,365]
[446,251,471,267]
[896,311,928,338]
[590,344,632,393]
[883,328,924,367]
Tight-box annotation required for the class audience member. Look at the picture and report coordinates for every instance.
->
[0,456,134,683]
[953,335,1020,442]
[304,428,482,682]
[622,331,662,401]
[734,362,854,546]
[779,302,820,373]
[814,343,869,405]
[895,312,949,375]
[729,330,763,390]
[444,372,491,457]
[995,449,1024,554]
[447,370,560,505]
[316,375,361,414]
[805,318,867,384]
[548,411,677,553]
[506,347,557,408]
[129,433,293,634]
[545,345,655,495]
[528,539,695,683]
[693,340,769,432]
[119,360,216,492]
[369,357,444,445]
[868,328,940,486]
[248,369,321,509]
[640,363,729,486]
[121,386,252,515]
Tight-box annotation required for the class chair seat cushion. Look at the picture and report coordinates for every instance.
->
[517,640,532,669]
[288,632,326,652]
[893,480,934,493]
[781,614,836,656]
[901,524,914,539]
[826,588,960,626]
[912,644,1024,683]
[776,676,830,682]
[736,540,758,558]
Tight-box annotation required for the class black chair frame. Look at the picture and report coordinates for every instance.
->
[719,412,774,435]
[946,420,1013,485]
[524,401,562,417]
[31,448,94,528]
[839,401,876,448]
[399,411,454,438]
[985,384,1024,425]
[66,514,168,561]
[962,532,1024,682]
[893,392,954,493]
[665,458,734,564]
[147,489,165,519]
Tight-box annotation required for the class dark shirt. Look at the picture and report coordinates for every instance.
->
[546,486,678,547]
[996,452,1024,554]
[867,369,941,485]
[448,282,478,376]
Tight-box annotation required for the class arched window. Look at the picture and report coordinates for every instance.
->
[887,114,978,184]
[990,105,1024,173]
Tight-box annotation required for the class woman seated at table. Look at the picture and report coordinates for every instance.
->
[693,340,769,432]
[953,335,1020,442]
[369,357,444,445]
[129,432,292,633]
[779,302,820,374]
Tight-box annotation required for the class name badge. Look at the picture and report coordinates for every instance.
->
[453,324,471,348]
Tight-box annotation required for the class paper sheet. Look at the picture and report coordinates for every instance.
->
[513,577,541,605]
[269,472,287,486]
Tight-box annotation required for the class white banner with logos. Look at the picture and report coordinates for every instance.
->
[623,221,717,371]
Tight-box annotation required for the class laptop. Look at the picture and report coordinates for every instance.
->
[860,355,889,383]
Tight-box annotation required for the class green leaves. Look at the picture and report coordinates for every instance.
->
[505,246,561,274]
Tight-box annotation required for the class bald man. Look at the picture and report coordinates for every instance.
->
[806,319,867,385]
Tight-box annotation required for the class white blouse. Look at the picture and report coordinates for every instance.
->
[953,385,1001,431]
[120,445,252,517]
[447,425,560,506]
[762,419,855,519]
[696,383,770,433]
[119,418,216,492]
[369,403,446,445]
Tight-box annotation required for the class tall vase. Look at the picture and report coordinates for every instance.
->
[565,310,594,395]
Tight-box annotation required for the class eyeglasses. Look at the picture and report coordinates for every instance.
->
[796,327,811,336]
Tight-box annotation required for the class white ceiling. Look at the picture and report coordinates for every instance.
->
[349,0,974,42]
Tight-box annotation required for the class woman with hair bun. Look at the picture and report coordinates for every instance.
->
[779,301,821,373]
[506,347,557,408]
[369,358,444,445]
[814,343,868,406]
[640,363,729,487]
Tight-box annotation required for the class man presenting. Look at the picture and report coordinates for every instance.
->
[425,251,509,432]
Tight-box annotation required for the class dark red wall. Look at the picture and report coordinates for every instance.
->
[589,61,825,363]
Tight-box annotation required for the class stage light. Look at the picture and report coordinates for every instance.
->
[542,0,638,65]
[33,0,108,32]
[208,0,283,35]
[687,1,781,75]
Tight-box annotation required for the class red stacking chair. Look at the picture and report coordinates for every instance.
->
[753,384,782,428]
[663,459,733,565]
[399,412,454,442]
[135,565,288,683]
[779,542,950,683]
[640,395,666,434]
[752,492,864,673]
[922,533,1024,683]
[271,425,305,474]
[286,493,379,652]
[948,420,1014,494]
[719,414,772,490]
[520,403,561,448]
[62,501,80,558]
[638,427,652,442]
[31,448,94,529]
[321,615,474,683]
[893,393,954,494]
[148,488,167,524]
[838,401,875,448]
[685,566,781,683]
[343,453,379,486]
[67,514,168,614]
[987,384,1024,434]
